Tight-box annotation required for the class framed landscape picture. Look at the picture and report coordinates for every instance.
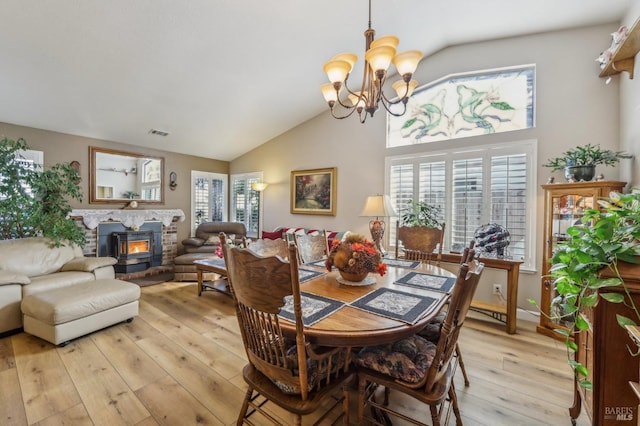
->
[290,167,337,216]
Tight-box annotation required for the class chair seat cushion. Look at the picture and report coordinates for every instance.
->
[355,335,437,383]
[417,311,446,342]
[271,344,349,395]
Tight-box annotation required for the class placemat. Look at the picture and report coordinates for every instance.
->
[306,259,330,269]
[394,271,456,293]
[350,287,438,325]
[298,268,326,283]
[382,258,421,269]
[279,292,344,326]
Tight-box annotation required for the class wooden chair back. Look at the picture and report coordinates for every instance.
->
[294,231,329,264]
[422,246,483,392]
[246,237,289,260]
[395,221,446,264]
[221,240,350,406]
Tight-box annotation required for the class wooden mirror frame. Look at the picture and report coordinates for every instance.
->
[89,146,165,204]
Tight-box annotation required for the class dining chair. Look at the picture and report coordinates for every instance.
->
[294,231,329,264]
[221,239,354,425]
[418,241,477,387]
[246,237,289,260]
[395,221,446,265]
[352,245,484,426]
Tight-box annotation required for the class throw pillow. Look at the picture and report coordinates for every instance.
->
[204,235,220,246]
[262,230,283,240]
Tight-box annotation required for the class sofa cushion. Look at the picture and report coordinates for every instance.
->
[0,270,31,285]
[0,237,81,278]
[195,222,246,240]
[23,272,96,297]
[60,257,117,273]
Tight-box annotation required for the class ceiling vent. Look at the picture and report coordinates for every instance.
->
[148,129,169,137]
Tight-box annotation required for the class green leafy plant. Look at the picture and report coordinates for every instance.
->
[530,190,640,389]
[543,143,626,171]
[400,200,443,228]
[0,137,85,247]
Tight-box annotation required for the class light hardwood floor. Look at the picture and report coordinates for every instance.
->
[0,281,590,425]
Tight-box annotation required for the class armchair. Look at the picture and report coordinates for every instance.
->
[181,222,247,253]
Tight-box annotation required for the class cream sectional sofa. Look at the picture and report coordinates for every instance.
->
[0,237,119,335]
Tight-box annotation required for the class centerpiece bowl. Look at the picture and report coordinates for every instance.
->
[326,234,387,286]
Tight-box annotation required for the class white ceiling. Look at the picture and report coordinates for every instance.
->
[0,0,633,161]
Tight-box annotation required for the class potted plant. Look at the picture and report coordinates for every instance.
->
[0,137,85,247]
[543,143,627,182]
[400,199,443,228]
[532,189,640,389]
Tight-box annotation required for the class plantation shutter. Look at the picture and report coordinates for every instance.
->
[230,173,261,238]
[191,172,227,236]
[490,154,527,262]
[451,158,484,250]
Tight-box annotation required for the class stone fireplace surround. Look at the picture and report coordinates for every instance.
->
[71,209,185,270]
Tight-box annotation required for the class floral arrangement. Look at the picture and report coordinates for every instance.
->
[326,234,387,276]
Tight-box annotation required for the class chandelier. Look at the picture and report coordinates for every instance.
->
[320,0,423,123]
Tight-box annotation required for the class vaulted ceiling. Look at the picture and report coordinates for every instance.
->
[0,0,633,161]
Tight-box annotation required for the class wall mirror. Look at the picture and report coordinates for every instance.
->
[89,146,164,204]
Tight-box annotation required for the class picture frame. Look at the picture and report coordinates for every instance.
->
[290,167,337,216]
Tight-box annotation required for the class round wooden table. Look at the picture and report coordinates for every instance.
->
[280,263,456,347]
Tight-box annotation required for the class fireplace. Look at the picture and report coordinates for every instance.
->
[112,230,154,273]
[97,222,163,274]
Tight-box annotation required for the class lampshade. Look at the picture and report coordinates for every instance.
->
[323,60,352,84]
[392,79,418,99]
[392,50,423,76]
[370,35,400,50]
[364,46,396,73]
[359,195,396,218]
[251,182,268,192]
[331,53,358,71]
[320,83,338,103]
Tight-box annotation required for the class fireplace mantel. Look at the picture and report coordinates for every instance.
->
[71,208,185,229]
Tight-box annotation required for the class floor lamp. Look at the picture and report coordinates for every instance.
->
[359,194,396,256]
[251,182,268,238]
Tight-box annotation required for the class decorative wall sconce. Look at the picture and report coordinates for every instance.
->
[169,171,177,190]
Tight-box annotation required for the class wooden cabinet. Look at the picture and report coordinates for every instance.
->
[599,18,640,79]
[569,261,640,425]
[538,181,626,340]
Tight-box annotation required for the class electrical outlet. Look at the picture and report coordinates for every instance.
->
[493,284,502,295]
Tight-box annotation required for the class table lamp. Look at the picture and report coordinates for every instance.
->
[359,194,396,255]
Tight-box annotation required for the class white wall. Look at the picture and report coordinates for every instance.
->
[230,23,628,314]
[620,8,640,185]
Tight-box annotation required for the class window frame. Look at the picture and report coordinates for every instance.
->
[385,139,537,271]
[190,171,228,236]
[230,172,263,239]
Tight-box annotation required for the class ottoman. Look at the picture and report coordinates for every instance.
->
[21,279,140,346]
[174,253,219,281]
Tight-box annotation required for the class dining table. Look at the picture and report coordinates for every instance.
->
[196,254,457,348]
[278,259,457,347]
